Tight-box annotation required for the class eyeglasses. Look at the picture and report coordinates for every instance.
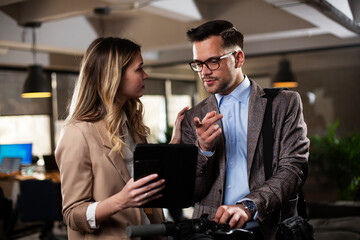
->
[189,51,237,72]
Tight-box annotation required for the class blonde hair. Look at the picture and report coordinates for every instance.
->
[65,37,149,154]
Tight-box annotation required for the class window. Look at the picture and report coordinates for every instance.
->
[0,115,51,158]
[0,68,197,154]
[142,79,196,143]
[142,95,167,143]
[0,68,52,159]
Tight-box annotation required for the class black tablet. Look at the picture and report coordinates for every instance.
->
[133,143,198,208]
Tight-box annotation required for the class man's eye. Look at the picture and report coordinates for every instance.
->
[207,59,218,64]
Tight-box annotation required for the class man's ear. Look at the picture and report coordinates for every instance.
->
[235,50,245,68]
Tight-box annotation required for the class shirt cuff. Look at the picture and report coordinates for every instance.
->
[86,202,100,229]
[198,148,214,157]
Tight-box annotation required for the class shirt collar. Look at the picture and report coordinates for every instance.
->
[215,75,251,105]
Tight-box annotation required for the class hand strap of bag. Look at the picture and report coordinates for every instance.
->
[262,88,309,220]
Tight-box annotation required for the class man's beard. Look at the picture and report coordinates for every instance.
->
[202,76,231,95]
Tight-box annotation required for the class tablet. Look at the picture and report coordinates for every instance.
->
[133,144,198,208]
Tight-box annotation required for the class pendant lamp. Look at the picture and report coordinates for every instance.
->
[21,22,51,98]
[22,65,51,98]
[272,59,298,88]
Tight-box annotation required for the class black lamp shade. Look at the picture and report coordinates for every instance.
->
[22,65,51,98]
[273,59,298,88]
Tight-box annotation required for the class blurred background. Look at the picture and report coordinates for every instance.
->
[0,0,360,239]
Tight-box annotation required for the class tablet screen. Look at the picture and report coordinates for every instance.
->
[134,144,198,208]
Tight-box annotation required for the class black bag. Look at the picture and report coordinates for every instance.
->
[276,216,314,240]
[262,88,314,240]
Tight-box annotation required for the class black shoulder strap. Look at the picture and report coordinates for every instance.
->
[262,87,308,219]
[262,88,286,180]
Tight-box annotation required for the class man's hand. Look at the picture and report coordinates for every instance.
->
[194,111,223,151]
[213,204,252,229]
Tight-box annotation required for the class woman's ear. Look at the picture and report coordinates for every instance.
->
[235,50,245,68]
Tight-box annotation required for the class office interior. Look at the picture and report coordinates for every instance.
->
[0,0,360,239]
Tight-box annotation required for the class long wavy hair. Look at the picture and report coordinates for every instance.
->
[65,37,149,154]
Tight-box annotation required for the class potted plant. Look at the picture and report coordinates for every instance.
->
[309,121,360,201]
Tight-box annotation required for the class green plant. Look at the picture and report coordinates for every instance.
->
[309,121,360,200]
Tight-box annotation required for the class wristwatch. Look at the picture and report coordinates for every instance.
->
[241,200,257,216]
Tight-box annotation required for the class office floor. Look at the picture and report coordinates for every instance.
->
[14,222,67,240]
[13,209,194,240]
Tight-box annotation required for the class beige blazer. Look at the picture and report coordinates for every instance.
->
[181,79,310,240]
[55,120,165,240]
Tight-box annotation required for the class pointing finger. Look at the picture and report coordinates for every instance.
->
[194,117,203,128]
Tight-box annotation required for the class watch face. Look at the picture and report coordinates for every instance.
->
[244,201,256,212]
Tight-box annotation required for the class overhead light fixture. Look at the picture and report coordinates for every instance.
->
[21,22,51,98]
[273,58,298,88]
[93,7,111,37]
[22,65,51,98]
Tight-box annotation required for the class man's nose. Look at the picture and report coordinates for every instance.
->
[201,64,212,75]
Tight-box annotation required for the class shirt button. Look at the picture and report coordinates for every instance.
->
[228,185,231,189]
[230,162,233,165]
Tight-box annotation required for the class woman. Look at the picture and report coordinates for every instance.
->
[55,37,188,240]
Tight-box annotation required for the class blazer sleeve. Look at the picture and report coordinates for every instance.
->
[55,124,95,232]
[181,109,219,202]
[248,91,310,221]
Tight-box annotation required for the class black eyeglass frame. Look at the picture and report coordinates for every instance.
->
[189,51,237,72]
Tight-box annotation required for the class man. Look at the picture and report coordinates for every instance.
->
[181,20,310,240]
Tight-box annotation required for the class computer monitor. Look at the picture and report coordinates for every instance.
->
[0,143,33,165]
[43,154,59,171]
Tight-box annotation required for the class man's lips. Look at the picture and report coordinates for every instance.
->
[203,78,217,85]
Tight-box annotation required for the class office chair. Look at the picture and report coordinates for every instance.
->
[17,179,62,222]
[0,187,13,239]
[10,179,63,239]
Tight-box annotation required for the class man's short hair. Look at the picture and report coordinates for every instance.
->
[186,20,244,50]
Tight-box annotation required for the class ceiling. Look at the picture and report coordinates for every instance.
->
[0,0,360,72]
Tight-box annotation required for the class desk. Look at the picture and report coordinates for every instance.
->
[0,170,60,207]
[0,170,62,239]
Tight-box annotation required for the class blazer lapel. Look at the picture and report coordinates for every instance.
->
[197,95,220,119]
[206,95,227,182]
[94,120,131,183]
[205,95,225,144]
[196,95,225,148]
[247,80,267,175]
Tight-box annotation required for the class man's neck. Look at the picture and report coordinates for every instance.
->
[220,72,245,95]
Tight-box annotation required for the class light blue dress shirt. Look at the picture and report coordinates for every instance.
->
[215,75,251,206]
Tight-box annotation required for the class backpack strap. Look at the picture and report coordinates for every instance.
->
[262,87,309,220]
[262,88,287,180]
